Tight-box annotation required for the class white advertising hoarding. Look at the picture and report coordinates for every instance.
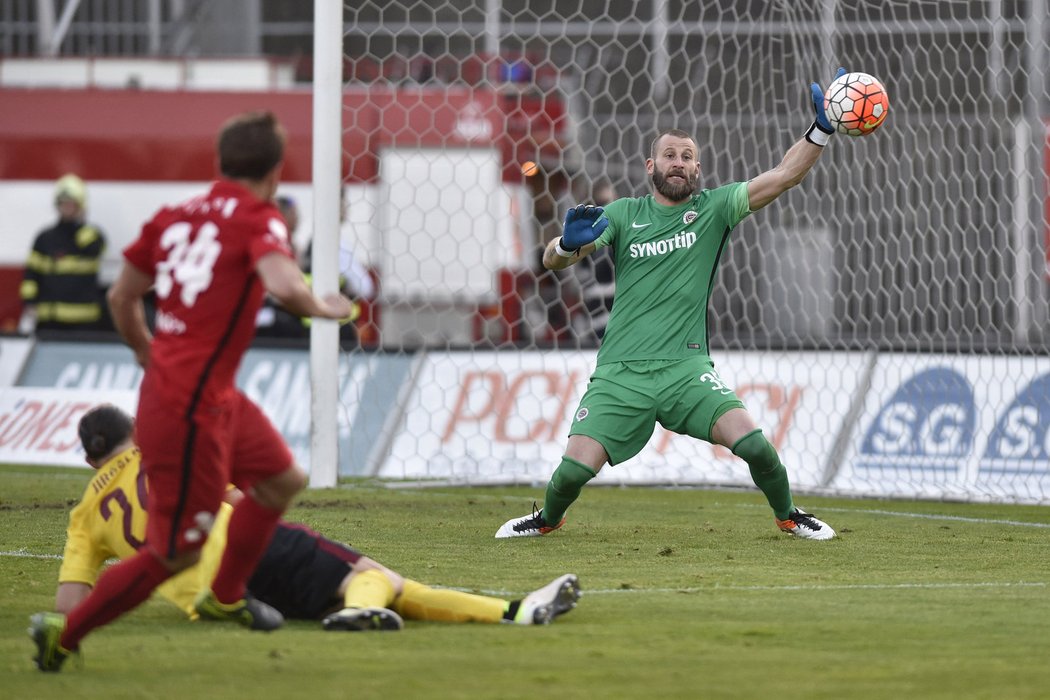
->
[0,337,32,387]
[382,351,870,487]
[15,342,415,475]
[834,354,1050,503]
[13,344,1047,503]
[0,387,137,467]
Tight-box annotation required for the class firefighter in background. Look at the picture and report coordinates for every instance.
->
[19,174,108,333]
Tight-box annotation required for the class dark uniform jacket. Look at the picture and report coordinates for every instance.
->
[20,219,106,330]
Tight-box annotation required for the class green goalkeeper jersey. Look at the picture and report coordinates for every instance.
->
[592,182,751,365]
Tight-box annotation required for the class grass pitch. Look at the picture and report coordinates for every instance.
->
[2,464,1048,699]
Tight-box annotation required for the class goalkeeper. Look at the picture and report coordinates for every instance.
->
[35,404,579,668]
[496,70,849,542]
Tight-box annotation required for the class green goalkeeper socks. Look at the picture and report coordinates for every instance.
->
[732,429,795,521]
[542,457,597,526]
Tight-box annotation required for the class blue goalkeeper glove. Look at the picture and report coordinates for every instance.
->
[559,204,609,253]
[805,67,847,146]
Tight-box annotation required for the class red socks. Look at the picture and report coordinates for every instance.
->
[61,550,172,650]
[209,495,281,604]
[58,496,283,649]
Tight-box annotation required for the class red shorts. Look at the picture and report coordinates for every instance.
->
[136,385,294,558]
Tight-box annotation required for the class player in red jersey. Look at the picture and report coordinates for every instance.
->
[28,111,354,672]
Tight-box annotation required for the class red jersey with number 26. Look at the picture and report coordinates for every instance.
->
[124,181,293,411]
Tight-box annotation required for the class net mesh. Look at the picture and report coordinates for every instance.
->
[338,1,1047,350]
[333,1,1050,502]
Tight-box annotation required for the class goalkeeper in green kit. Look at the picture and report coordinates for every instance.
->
[496,70,850,541]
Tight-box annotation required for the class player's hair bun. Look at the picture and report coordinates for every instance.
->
[78,404,134,460]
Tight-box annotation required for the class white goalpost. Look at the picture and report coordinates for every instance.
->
[308,0,343,488]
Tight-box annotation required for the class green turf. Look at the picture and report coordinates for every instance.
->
[2,464,1048,699]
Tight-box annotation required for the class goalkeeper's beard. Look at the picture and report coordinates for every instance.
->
[651,167,698,203]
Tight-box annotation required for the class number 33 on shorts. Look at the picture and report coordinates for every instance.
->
[699,369,734,395]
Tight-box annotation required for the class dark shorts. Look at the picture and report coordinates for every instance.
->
[569,356,744,465]
[247,522,363,620]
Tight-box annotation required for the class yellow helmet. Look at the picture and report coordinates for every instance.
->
[54,174,87,207]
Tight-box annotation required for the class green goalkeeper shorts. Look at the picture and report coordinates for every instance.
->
[568,356,744,465]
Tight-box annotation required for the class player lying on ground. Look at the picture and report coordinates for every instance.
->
[31,405,580,670]
[496,70,858,542]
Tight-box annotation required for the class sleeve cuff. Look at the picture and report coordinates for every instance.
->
[804,122,832,147]
[555,238,578,258]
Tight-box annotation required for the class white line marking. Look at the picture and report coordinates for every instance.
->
[383,490,1050,528]
[460,581,1048,597]
[823,507,1050,528]
[585,581,1050,594]
[730,502,1050,529]
[379,491,1050,531]
[0,549,62,560]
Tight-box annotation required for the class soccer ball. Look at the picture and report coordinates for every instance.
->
[823,72,889,136]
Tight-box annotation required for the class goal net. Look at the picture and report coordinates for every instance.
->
[329,1,1050,504]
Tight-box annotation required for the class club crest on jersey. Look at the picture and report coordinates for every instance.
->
[683,211,698,225]
[575,407,589,422]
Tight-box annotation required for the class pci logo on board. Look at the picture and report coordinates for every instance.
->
[858,367,975,471]
[979,373,1050,475]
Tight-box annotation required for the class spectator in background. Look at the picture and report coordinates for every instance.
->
[277,194,301,246]
[572,178,617,344]
[524,164,576,345]
[287,187,376,304]
[328,188,376,346]
[19,174,107,333]
[257,190,375,345]
[256,194,311,339]
[335,186,377,305]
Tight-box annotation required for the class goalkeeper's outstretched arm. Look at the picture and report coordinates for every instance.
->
[747,67,846,212]
[746,138,825,211]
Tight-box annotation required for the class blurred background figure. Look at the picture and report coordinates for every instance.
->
[256,194,311,339]
[19,174,108,334]
[277,194,301,253]
[329,187,377,346]
[334,186,376,306]
[571,178,617,344]
[256,190,376,346]
[521,160,577,346]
